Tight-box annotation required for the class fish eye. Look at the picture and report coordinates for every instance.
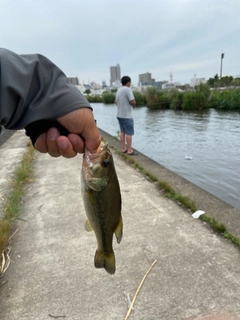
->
[103,159,109,167]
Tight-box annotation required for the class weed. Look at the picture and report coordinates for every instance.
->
[200,215,226,233]
[223,232,240,246]
[0,144,34,259]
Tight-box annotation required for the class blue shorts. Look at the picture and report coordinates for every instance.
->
[117,118,134,136]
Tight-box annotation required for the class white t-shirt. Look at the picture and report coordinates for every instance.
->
[116,86,135,118]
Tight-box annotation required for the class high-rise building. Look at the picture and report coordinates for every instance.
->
[139,72,155,84]
[110,64,121,86]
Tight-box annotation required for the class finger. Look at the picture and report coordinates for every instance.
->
[34,132,48,153]
[57,108,101,154]
[68,134,85,153]
[56,136,77,158]
[47,128,61,157]
[81,113,101,154]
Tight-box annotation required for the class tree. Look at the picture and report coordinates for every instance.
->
[207,77,215,87]
[219,76,233,87]
[84,89,91,94]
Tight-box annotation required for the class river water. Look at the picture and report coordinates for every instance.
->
[91,103,240,210]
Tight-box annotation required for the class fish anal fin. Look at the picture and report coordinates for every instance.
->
[84,219,93,232]
[94,250,115,275]
[114,216,123,244]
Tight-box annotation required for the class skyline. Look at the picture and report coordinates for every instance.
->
[1,0,240,86]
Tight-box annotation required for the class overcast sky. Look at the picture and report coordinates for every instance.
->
[1,0,240,85]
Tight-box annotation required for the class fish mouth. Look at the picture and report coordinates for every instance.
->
[84,142,108,164]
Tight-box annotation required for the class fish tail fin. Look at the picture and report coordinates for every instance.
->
[114,216,123,244]
[94,250,116,275]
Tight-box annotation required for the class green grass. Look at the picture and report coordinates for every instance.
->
[0,144,35,259]
[200,215,226,233]
[223,232,240,246]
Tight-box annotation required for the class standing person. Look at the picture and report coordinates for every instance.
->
[115,76,138,156]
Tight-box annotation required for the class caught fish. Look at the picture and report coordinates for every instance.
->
[81,142,122,274]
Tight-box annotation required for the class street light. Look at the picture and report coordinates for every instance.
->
[220,53,224,79]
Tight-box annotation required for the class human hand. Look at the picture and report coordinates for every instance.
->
[34,108,101,158]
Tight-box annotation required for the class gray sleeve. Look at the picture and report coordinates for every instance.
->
[0,48,92,132]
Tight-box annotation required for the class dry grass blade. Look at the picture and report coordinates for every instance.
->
[8,223,23,242]
[1,252,5,274]
[124,260,157,320]
[0,245,12,276]
[0,224,22,277]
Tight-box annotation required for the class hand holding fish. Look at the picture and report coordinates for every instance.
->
[34,108,101,158]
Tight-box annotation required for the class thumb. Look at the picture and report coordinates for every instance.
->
[57,108,101,154]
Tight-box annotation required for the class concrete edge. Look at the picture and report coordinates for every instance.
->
[99,128,240,240]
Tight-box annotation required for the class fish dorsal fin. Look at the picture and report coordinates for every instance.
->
[114,216,123,244]
[84,219,93,232]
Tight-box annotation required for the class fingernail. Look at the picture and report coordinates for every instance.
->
[48,129,58,141]
[57,140,69,149]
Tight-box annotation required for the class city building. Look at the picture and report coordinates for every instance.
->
[75,84,86,94]
[139,72,155,85]
[68,77,79,85]
[91,82,102,90]
[110,64,121,86]
[190,74,207,87]
[139,81,168,92]
[162,83,176,90]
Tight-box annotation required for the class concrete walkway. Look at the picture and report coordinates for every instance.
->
[1,131,240,320]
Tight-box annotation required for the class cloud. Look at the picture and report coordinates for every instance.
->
[1,0,240,84]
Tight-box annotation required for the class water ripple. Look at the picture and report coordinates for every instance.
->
[92,103,240,210]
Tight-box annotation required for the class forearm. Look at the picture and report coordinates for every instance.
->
[130,99,136,106]
[0,48,91,132]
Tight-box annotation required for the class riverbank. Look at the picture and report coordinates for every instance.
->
[99,129,240,240]
[92,104,240,211]
[86,86,240,110]
[1,131,240,319]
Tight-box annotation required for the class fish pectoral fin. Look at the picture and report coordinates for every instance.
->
[114,216,123,244]
[88,177,108,191]
[84,219,93,232]
[94,250,115,275]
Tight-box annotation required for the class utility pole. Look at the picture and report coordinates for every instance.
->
[220,53,224,79]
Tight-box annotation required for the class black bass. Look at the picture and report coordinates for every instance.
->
[81,142,122,274]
